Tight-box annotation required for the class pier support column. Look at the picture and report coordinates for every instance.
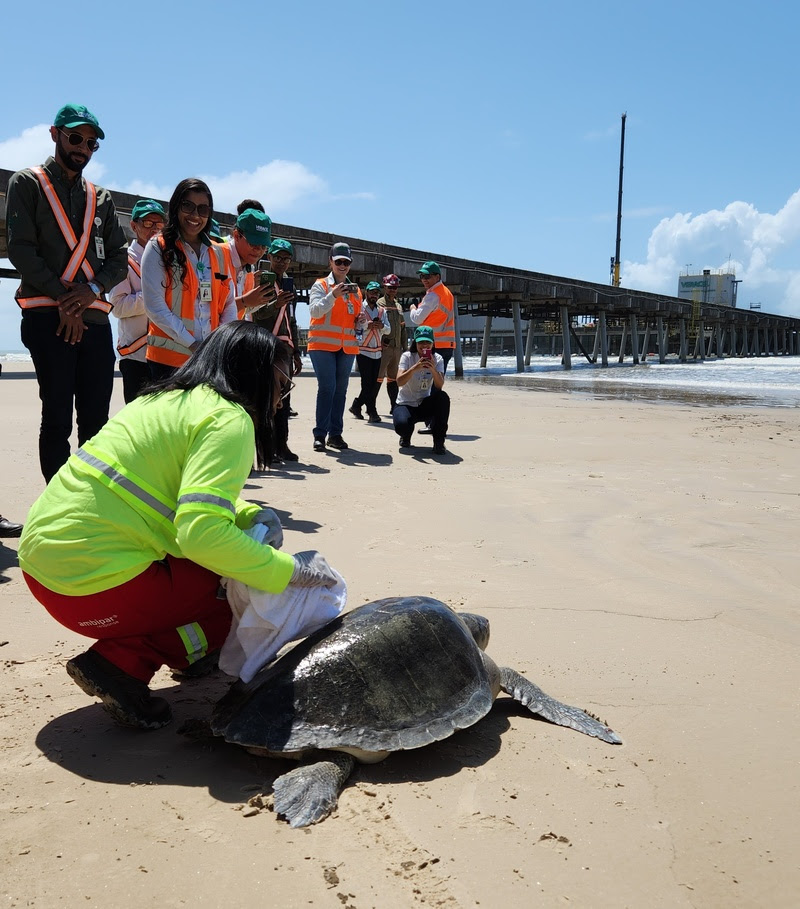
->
[716,322,724,358]
[742,324,749,356]
[657,316,666,363]
[629,314,640,365]
[512,302,524,373]
[480,314,492,368]
[452,297,464,377]
[618,322,627,363]
[679,318,687,362]
[640,321,650,363]
[524,318,535,365]
[560,305,572,370]
[599,310,609,367]
[730,324,737,358]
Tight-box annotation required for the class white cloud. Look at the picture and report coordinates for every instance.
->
[106,160,340,216]
[1,125,339,216]
[622,190,800,316]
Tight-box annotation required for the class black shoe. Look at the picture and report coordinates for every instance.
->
[327,435,349,450]
[418,426,433,435]
[367,413,381,423]
[171,649,220,680]
[276,447,299,462]
[348,399,364,420]
[0,516,23,538]
[399,437,411,449]
[432,444,448,455]
[66,650,172,730]
[289,409,298,418]
[313,438,326,452]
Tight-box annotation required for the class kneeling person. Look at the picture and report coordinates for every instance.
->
[393,326,450,455]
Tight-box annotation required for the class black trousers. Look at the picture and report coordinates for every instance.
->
[393,388,450,446]
[353,354,382,414]
[148,361,177,382]
[21,310,115,482]
[119,359,151,403]
[273,391,291,453]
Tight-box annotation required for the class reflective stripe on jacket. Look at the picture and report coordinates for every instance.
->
[146,237,233,367]
[16,167,110,313]
[308,278,361,354]
[116,252,148,357]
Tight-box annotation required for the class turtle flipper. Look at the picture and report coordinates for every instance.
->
[272,752,356,827]
[500,668,621,745]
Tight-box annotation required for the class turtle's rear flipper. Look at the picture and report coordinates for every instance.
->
[500,668,621,745]
[272,752,356,827]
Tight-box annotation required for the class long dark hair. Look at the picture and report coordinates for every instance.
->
[160,178,213,284]
[143,321,291,469]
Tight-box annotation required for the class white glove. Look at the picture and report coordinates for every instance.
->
[289,551,338,588]
[251,508,283,550]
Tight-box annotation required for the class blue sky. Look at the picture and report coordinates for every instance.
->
[2,0,799,350]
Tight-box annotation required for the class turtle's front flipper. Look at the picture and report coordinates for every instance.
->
[272,752,356,827]
[500,668,621,745]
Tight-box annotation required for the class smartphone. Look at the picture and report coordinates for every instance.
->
[281,276,295,292]
[420,348,432,360]
[259,270,278,286]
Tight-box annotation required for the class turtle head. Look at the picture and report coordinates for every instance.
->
[459,613,490,651]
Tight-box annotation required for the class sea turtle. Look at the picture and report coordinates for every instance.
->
[206,596,621,827]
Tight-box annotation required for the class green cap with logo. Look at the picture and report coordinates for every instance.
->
[417,260,441,276]
[269,238,294,257]
[53,104,105,140]
[130,199,165,222]
[413,325,435,344]
[236,208,272,247]
[365,281,381,292]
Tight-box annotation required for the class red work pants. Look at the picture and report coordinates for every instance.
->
[24,556,232,683]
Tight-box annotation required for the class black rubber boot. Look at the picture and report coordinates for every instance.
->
[66,650,172,730]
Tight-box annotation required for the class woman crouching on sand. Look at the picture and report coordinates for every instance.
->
[19,322,338,730]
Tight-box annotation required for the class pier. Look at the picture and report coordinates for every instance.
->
[3,169,799,375]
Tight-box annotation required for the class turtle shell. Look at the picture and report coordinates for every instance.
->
[211,596,497,754]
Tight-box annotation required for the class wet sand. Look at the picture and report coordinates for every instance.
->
[1,360,798,907]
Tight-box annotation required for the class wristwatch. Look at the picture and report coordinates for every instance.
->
[88,281,102,296]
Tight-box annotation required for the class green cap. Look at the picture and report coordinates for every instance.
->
[414,326,435,344]
[130,199,165,222]
[208,218,224,241]
[417,260,441,276]
[366,281,381,292]
[53,104,105,140]
[269,238,294,257]
[235,208,272,247]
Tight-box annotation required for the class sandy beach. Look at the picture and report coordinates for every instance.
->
[1,359,798,908]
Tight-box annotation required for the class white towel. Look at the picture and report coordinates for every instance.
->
[219,525,347,683]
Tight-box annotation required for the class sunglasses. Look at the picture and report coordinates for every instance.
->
[275,366,296,400]
[58,129,100,152]
[272,254,292,264]
[139,219,165,230]
[179,200,211,217]
[333,258,351,267]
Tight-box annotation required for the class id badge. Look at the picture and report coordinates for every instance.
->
[95,237,105,259]
[199,282,212,303]
[347,302,355,315]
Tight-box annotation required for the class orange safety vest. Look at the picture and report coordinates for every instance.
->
[116,253,147,356]
[419,282,455,349]
[16,167,110,313]
[146,237,232,367]
[307,278,362,354]
[236,269,255,320]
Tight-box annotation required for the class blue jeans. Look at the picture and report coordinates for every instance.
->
[309,349,355,440]
[21,310,115,481]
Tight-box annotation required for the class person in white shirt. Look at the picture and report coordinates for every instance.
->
[140,179,238,379]
[349,281,389,423]
[224,207,276,318]
[109,199,165,401]
[393,325,450,456]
